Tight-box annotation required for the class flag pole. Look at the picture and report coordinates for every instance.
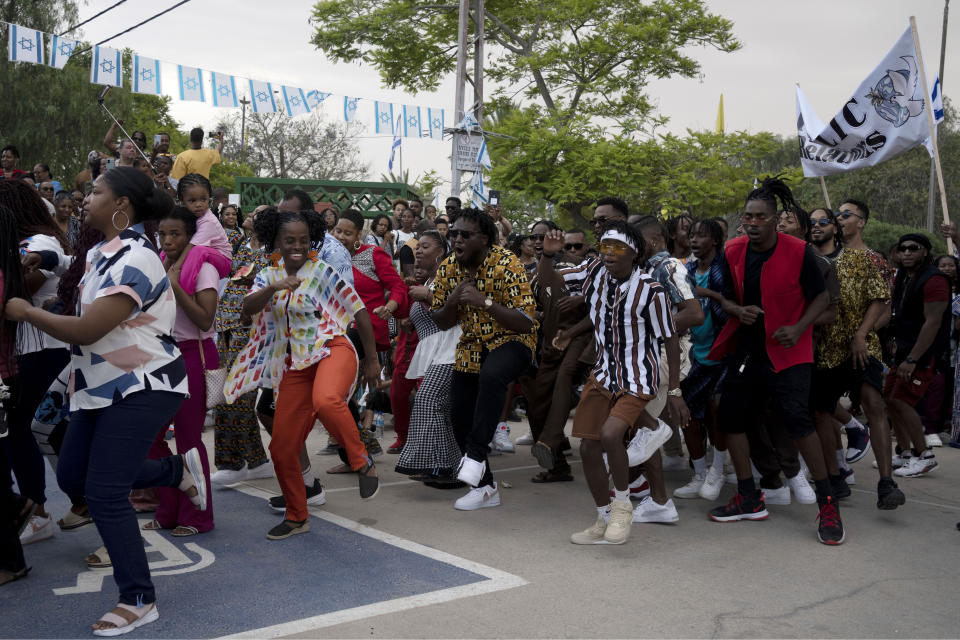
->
[911,15,953,253]
[819,176,832,209]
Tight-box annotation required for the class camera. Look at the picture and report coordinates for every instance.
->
[208,130,224,139]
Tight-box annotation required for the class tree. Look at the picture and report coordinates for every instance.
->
[214,110,368,181]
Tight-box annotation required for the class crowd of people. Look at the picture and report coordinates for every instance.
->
[1,127,958,636]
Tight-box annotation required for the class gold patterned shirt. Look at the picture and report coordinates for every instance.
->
[432,245,538,373]
[816,249,890,369]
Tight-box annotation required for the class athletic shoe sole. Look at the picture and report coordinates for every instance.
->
[531,442,555,470]
[182,448,208,512]
[92,603,159,637]
[877,489,906,510]
[818,530,845,545]
[708,509,769,523]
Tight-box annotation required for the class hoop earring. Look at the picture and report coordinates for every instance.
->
[112,209,130,231]
[354,241,362,250]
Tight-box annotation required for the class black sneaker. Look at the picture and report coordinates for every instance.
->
[358,463,379,500]
[266,518,309,540]
[816,496,845,545]
[831,475,852,500]
[708,491,768,522]
[267,479,326,512]
[877,478,906,510]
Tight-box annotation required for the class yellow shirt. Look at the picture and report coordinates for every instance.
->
[170,148,221,179]
[432,245,538,373]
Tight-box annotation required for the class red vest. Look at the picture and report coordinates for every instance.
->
[707,234,814,372]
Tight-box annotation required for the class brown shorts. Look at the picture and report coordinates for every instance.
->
[571,376,652,440]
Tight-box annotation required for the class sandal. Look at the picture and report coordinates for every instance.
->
[141,520,163,531]
[531,442,556,470]
[358,462,380,500]
[85,546,111,569]
[326,462,353,474]
[531,469,574,483]
[0,566,30,587]
[179,448,208,511]
[171,525,199,537]
[92,602,159,637]
[58,509,93,531]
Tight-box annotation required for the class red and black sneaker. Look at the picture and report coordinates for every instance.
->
[708,491,768,522]
[816,496,845,545]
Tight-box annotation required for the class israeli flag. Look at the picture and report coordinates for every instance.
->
[306,90,331,110]
[388,116,402,171]
[281,86,311,117]
[476,137,491,170]
[90,46,122,87]
[343,96,359,122]
[49,35,79,69]
[177,65,204,102]
[470,170,488,208]
[8,24,42,64]
[427,108,445,140]
[402,105,422,138]
[210,72,238,108]
[249,79,277,113]
[133,55,161,95]
[375,102,395,135]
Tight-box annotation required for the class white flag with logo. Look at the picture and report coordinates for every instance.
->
[797,26,944,177]
[281,86,311,117]
[427,108,445,140]
[49,35,79,69]
[8,24,42,64]
[306,90,331,111]
[375,102,395,135]
[90,46,122,87]
[402,105,422,138]
[133,55,161,95]
[210,72,238,108]
[177,65,204,102]
[249,80,277,113]
[343,96,359,122]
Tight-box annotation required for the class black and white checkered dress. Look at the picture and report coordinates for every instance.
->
[394,299,462,476]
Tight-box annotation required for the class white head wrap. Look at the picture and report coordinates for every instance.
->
[600,229,638,253]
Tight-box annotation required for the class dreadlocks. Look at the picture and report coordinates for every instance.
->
[745,176,801,216]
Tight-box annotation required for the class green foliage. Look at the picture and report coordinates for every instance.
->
[862,221,945,257]
[209,160,255,193]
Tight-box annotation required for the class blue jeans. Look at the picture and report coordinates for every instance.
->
[57,390,185,605]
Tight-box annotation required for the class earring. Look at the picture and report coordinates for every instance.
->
[354,241,362,250]
[112,209,130,231]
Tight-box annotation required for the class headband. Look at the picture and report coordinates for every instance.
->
[600,229,638,253]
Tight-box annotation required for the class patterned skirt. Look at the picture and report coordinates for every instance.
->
[395,363,462,476]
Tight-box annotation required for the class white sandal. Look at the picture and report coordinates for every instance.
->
[180,448,208,511]
[92,602,159,636]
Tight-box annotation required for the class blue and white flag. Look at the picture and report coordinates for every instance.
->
[476,136,491,170]
[797,25,944,176]
[210,72,238,108]
[343,96,359,122]
[281,86,311,117]
[177,65,204,102]
[249,79,277,113]
[90,46,122,87]
[401,105,422,138]
[427,107,445,140]
[306,90,331,111]
[470,169,488,208]
[388,116,403,171]
[375,102,395,135]
[8,24,42,64]
[133,55,161,95]
[49,34,79,69]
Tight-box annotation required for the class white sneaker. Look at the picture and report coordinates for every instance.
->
[570,515,609,544]
[626,420,673,466]
[894,454,938,478]
[456,455,486,487]
[211,463,249,487]
[699,465,724,500]
[247,461,274,480]
[632,497,679,523]
[925,433,943,448]
[673,472,706,499]
[799,454,812,480]
[661,454,687,472]
[515,430,534,445]
[491,423,515,453]
[603,501,634,544]
[20,514,54,545]
[874,453,908,469]
[454,483,500,510]
[762,485,791,506]
[787,472,816,504]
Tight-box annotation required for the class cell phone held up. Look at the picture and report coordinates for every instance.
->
[488,190,500,207]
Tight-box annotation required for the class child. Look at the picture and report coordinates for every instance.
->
[173,174,232,294]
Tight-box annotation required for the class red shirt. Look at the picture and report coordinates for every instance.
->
[350,244,409,351]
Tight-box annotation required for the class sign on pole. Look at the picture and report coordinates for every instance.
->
[455,131,484,172]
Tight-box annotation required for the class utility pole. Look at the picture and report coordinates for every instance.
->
[450,0,470,197]
[473,0,484,122]
[239,97,250,165]
[928,0,949,232]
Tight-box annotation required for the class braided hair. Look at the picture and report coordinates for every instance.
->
[744,175,801,216]
[253,207,326,253]
[0,179,69,252]
[0,204,32,360]
[176,173,212,202]
[690,218,725,253]
[449,207,498,248]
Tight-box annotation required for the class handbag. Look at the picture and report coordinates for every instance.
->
[198,338,227,410]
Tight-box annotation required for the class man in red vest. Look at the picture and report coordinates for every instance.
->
[706,177,844,545]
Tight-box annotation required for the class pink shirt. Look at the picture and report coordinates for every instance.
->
[173,262,220,342]
[192,210,232,259]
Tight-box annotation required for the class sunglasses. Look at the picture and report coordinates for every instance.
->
[590,217,610,227]
[838,210,862,220]
[564,242,584,251]
[809,218,834,227]
[898,244,923,253]
[528,234,545,241]
[598,240,632,255]
[447,229,475,240]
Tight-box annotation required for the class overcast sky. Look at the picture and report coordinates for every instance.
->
[76,0,956,196]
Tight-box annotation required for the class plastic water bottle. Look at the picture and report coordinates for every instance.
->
[374,411,384,440]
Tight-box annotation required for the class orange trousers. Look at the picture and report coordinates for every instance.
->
[271,335,368,521]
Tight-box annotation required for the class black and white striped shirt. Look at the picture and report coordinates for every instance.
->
[561,258,675,397]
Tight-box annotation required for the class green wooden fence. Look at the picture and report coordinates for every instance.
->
[233,177,420,216]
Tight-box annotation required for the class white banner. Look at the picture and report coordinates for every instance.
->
[210,72,238,108]
[306,90,331,110]
[49,35,78,69]
[343,96,359,122]
[8,23,42,64]
[178,65,204,102]
[797,26,943,177]
[402,105,421,138]
[249,79,277,113]
[133,55,161,95]
[374,101,395,135]
[427,107,445,140]
[90,46,122,87]
[281,85,310,117]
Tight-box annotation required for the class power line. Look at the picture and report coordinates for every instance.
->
[71,0,192,57]
[58,0,129,36]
